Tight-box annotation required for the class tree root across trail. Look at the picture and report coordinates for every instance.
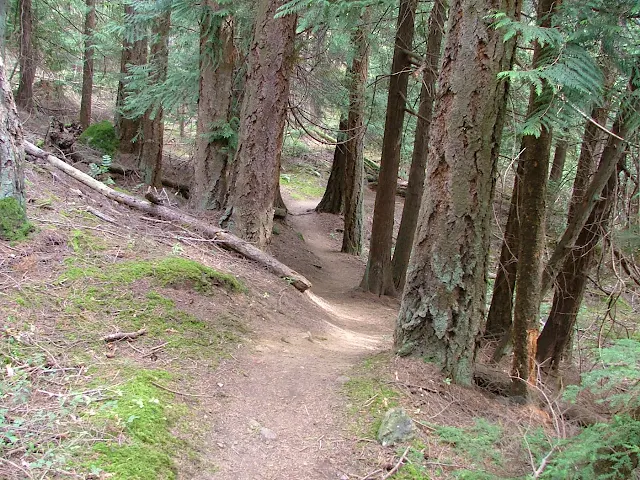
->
[24,141,312,292]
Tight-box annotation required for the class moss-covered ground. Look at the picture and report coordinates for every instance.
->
[1,228,248,479]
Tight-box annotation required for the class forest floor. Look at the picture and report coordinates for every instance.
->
[1,100,619,479]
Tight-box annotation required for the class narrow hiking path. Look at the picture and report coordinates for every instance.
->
[200,194,400,480]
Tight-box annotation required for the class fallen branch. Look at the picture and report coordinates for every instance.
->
[381,446,411,480]
[25,141,312,292]
[101,328,147,343]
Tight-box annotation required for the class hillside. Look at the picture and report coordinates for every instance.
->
[1,115,599,479]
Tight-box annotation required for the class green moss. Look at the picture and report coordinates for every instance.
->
[280,165,325,200]
[114,257,244,293]
[0,197,33,241]
[61,256,244,294]
[343,376,399,437]
[87,370,181,479]
[78,121,119,155]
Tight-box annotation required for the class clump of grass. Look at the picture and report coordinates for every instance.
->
[0,197,33,241]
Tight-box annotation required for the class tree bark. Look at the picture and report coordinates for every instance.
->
[341,11,369,256]
[548,139,568,183]
[361,0,417,295]
[391,0,447,292]
[79,0,96,130]
[541,81,639,295]
[115,5,147,156]
[510,0,558,399]
[316,116,347,214]
[139,9,170,188]
[0,56,26,210]
[536,170,617,370]
[15,0,35,111]
[223,0,296,247]
[485,158,522,341]
[25,141,312,292]
[395,0,520,385]
[191,5,236,211]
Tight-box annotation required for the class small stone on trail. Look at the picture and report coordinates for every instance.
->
[377,407,414,447]
[248,419,261,430]
[336,375,350,385]
[260,427,277,441]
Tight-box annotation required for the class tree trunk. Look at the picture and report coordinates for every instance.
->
[536,171,617,371]
[316,116,347,214]
[485,158,523,341]
[391,0,447,292]
[548,139,568,183]
[395,0,520,385]
[79,0,96,130]
[510,0,558,399]
[341,11,369,256]
[139,9,170,188]
[115,5,147,156]
[361,0,417,296]
[541,80,639,295]
[0,55,28,239]
[224,0,296,247]
[191,5,235,211]
[15,0,35,111]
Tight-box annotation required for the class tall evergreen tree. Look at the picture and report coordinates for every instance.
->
[116,4,148,158]
[191,4,236,211]
[15,0,35,111]
[391,0,447,292]
[79,0,96,129]
[224,0,297,246]
[341,9,369,255]
[361,0,417,295]
[139,7,171,188]
[395,0,520,385]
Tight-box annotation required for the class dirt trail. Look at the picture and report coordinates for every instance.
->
[201,195,399,480]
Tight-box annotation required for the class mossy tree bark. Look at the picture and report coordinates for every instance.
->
[15,0,35,111]
[0,55,28,239]
[391,0,447,292]
[115,5,147,157]
[79,0,96,130]
[139,9,170,188]
[224,0,296,247]
[341,11,369,255]
[191,5,236,211]
[395,0,520,385]
[316,116,347,214]
[361,0,417,295]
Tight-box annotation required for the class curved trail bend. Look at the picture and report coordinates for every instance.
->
[201,196,400,480]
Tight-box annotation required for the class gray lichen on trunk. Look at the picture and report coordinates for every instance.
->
[395,0,520,385]
[0,55,29,240]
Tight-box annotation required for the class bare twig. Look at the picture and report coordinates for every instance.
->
[101,328,147,343]
[381,446,411,480]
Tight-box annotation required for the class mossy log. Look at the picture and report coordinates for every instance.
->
[25,141,312,292]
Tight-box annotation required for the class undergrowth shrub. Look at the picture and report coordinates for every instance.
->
[539,339,640,479]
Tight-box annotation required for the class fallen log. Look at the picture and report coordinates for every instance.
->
[25,141,312,292]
